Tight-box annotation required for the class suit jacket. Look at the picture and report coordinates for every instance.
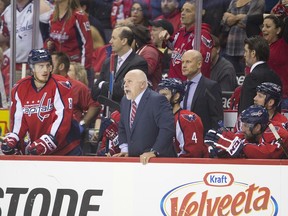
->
[92,51,148,103]
[238,63,282,114]
[187,76,223,134]
[118,88,176,157]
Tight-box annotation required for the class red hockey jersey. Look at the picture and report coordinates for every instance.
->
[243,122,288,159]
[174,109,208,157]
[167,23,213,80]
[10,74,80,155]
[46,10,93,70]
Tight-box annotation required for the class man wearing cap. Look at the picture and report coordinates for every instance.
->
[150,19,174,48]
[149,19,174,76]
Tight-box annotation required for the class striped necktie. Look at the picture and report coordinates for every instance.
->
[116,57,123,72]
[130,101,137,128]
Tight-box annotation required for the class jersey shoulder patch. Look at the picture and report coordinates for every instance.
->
[181,113,196,122]
[58,80,72,89]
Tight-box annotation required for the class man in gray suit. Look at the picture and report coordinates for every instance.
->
[114,69,176,164]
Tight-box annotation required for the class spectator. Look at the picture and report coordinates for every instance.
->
[203,0,232,37]
[270,0,287,15]
[254,82,288,126]
[80,0,106,49]
[0,49,81,155]
[131,24,162,90]
[155,0,182,33]
[181,49,223,135]
[159,0,213,80]
[45,0,94,88]
[157,78,208,158]
[129,1,151,26]
[68,61,89,86]
[0,0,9,14]
[111,0,162,28]
[238,35,282,114]
[247,14,288,109]
[222,0,265,76]
[149,19,174,76]
[210,34,237,91]
[205,105,288,159]
[0,0,53,81]
[92,26,148,104]
[90,0,113,30]
[149,19,174,49]
[114,69,176,164]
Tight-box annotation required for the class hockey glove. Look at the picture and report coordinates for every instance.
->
[1,133,20,155]
[104,122,118,143]
[27,134,58,155]
[204,129,244,157]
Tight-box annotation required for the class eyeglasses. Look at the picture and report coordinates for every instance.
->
[131,8,143,13]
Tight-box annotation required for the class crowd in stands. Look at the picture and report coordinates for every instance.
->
[0,0,288,161]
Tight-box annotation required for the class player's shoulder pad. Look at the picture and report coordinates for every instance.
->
[13,76,33,89]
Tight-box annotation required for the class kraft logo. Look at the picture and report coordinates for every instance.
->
[204,172,234,187]
[160,173,278,216]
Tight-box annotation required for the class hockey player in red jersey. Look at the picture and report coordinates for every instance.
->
[234,82,288,132]
[0,49,81,155]
[158,78,208,158]
[254,82,288,128]
[205,105,288,159]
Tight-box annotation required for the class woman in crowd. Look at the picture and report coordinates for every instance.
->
[68,61,89,86]
[45,0,93,87]
[131,24,163,90]
[246,9,288,109]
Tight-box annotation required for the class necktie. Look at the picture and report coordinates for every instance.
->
[116,57,123,72]
[183,81,193,110]
[130,101,137,128]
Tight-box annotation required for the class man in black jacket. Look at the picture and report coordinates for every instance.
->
[238,35,282,114]
[92,26,148,103]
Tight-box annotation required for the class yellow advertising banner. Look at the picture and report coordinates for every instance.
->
[0,109,9,136]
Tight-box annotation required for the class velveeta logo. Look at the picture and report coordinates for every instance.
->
[160,172,278,216]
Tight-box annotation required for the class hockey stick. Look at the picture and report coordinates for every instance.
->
[268,123,288,158]
[98,95,120,112]
[106,53,116,117]
[105,53,116,154]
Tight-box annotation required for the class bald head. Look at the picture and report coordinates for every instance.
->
[124,69,148,100]
[181,50,203,79]
[127,69,148,82]
[183,49,203,61]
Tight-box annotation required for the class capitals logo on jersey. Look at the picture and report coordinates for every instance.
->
[182,114,196,122]
[23,92,53,122]
[59,81,72,89]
